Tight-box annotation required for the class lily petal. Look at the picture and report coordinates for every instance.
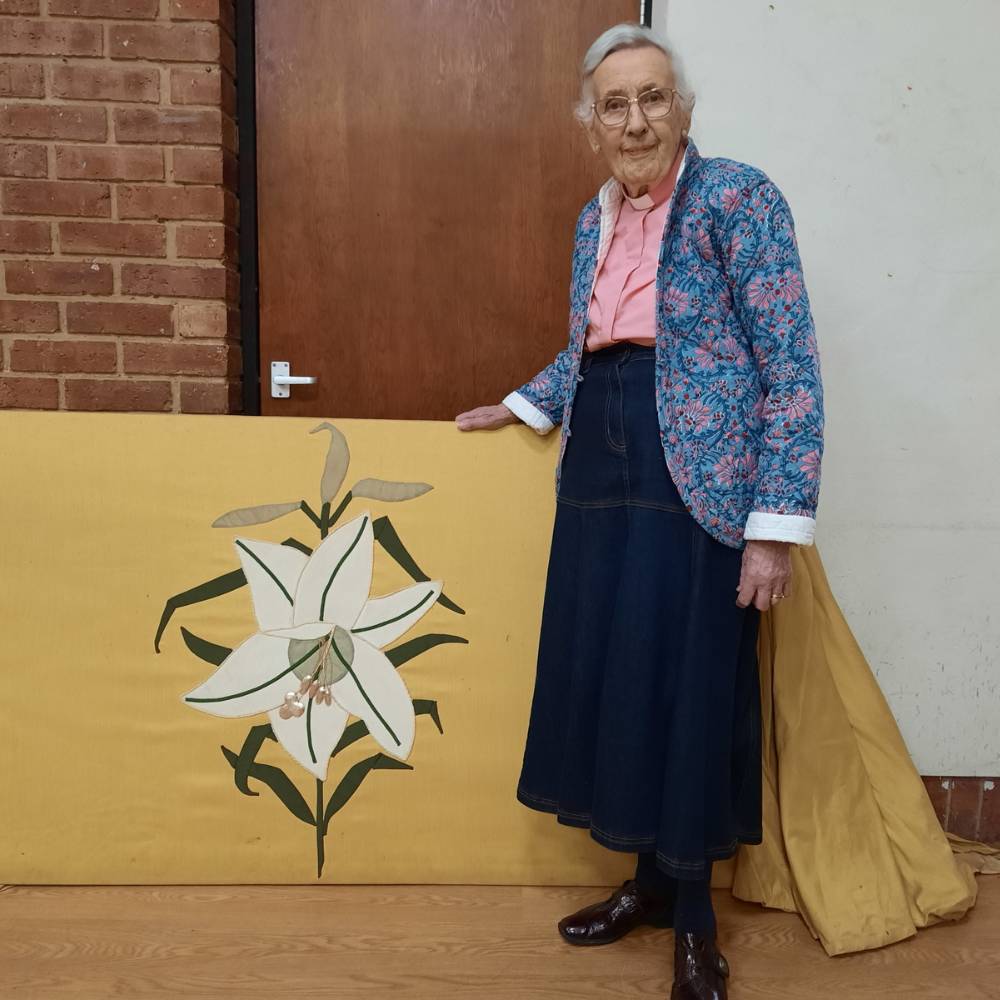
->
[351,580,443,649]
[328,636,415,760]
[267,622,332,641]
[233,538,308,632]
[293,511,373,628]
[267,698,349,781]
[182,632,323,718]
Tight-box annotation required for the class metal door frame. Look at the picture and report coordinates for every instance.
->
[236,0,261,414]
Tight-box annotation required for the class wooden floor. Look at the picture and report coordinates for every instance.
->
[1,879,998,999]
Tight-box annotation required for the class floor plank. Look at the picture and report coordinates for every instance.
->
[1,879,997,998]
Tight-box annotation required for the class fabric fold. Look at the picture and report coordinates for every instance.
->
[730,543,983,955]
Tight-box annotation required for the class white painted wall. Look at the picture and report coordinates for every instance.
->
[654,0,1000,774]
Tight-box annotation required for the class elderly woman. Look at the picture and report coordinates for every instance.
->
[456,22,823,999]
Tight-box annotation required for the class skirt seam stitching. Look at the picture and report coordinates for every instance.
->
[516,786,760,857]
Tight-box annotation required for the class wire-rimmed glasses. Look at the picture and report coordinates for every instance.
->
[591,87,679,127]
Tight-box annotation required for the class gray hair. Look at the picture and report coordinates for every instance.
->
[575,23,694,124]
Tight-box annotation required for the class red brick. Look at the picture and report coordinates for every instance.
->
[0,218,49,253]
[121,261,226,299]
[5,259,112,295]
[179,378,240,413]
[921,776,949,828]
[123,339,237,375]
[67,299,172,336]
[176,299,226,338]
[221,188,237,226]
[55,144,163,181]
[171,145,223,184]
[0,374,58,408]
[60,220,165,256]
[175,222,233,260]
[49,0,159,16]
[218,31,235,76]
[64,376,171,411]
[0,1,41,15]
[170,66,234,114]
[220,72,237,116]
[0,142,47,177]
[0,298,59,332]
[169,0,235,37]
[118,182,223,221]
[0,103,107,142]
[0,19,102,57]
[10,337,116,373]
[0,61,44,98]
[980,781,1000,845]
[109,22,221,63]
[3,178,110,216]
[946,777,983,841]
[114,106,229,147]
[52,64,160,104]
[221,150,237,191]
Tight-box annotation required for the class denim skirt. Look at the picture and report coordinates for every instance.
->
[516,341,763,880]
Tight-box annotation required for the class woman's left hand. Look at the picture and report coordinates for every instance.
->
[736,540,793,611]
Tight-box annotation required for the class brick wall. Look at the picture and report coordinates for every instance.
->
[923,777,1000,845]
[0,0,240,415]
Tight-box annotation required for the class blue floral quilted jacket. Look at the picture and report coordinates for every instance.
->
[503,140,824,549]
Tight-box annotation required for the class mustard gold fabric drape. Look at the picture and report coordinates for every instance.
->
[732,543,991,956]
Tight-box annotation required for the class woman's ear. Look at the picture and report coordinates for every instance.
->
[580,118,601,154]
[681,93,696,131]
[678,113,692,141]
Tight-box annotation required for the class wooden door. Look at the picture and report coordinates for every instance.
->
[254,0,637,419]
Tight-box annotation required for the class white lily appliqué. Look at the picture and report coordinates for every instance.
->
[183,511,442,780]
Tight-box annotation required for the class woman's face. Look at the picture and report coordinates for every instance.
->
[585,46,690,197]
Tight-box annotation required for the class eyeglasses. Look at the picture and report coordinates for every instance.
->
[591,87,679,127]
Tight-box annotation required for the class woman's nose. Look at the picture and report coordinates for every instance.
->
[625,101,648,134]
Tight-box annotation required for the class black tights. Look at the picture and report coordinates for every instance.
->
[634,851,716,934]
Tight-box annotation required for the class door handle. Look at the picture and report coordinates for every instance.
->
[270,361,318,398]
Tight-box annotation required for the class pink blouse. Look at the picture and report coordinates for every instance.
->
[584,142,686,352]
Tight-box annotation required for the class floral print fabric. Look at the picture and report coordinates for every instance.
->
[513,140,824,549]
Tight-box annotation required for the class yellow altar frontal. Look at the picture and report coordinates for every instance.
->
[0,410,983,956]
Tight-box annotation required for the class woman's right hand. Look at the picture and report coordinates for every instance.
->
[455,403,520,432]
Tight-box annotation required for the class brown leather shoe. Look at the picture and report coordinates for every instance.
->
[557,878,673,946]
[670,930,730,999]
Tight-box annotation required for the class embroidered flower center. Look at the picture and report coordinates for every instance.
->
[279,626,354,718]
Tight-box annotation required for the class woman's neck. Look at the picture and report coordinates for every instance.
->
[622,139,686,199]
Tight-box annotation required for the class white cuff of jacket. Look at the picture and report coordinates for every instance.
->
[743,512,815,546]
[502,391,555,434]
